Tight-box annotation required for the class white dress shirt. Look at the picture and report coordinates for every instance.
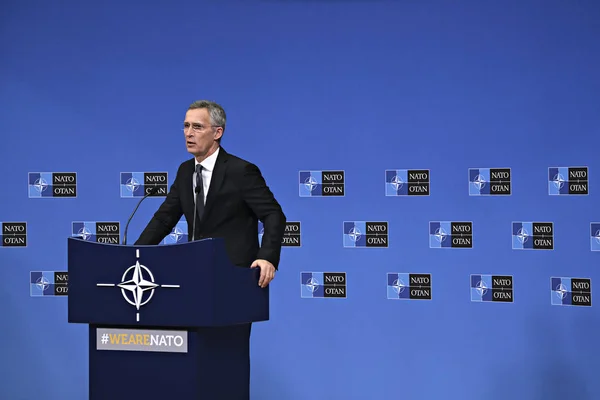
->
[193,147,219,205]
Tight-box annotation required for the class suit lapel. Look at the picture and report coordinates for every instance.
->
[181,159,195,216]
[202,147,229,220]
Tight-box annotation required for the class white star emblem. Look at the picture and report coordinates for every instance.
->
[118,260,159,310]
[96,249,180,322]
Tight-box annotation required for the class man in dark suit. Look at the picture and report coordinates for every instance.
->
[134,100,286,398]
[135,100,286,287]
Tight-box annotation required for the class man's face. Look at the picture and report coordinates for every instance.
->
[183,108,222,158]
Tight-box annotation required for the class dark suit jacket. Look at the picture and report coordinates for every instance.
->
[134,147,287,269]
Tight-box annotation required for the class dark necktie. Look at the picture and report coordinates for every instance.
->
[195,164,205,222]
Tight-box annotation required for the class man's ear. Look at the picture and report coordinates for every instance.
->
[214,127,223,141]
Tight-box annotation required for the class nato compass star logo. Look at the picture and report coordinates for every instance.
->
[434,227,448,243]
[76,225,93,241]
[96,249,181,322]
[33,177,49,194]
[36,275,51,291]
[391,277,406,296]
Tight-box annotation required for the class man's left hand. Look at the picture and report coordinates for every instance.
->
[251,259,276,288]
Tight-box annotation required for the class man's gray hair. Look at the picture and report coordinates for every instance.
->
[188,100,227,133]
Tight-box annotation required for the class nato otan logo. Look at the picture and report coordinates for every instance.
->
[28,172,77,198]
[469,168,511,196]
[470,275,513,303]
[301,272,346,298]
[512,222,553,250]
[343,221,388,248]
[1,222,27,247]
[385,169,430,196]
[72,221,120,244]
[299,170,344,197]
[590,223,600,252]
[387,273,431,300]
[120,172,168,197]
[259,221,301,247]
[163,221,188,244]
[548,166,588,195]
[429,221,473,248]
[30,271,68,297]
[551,277,591,307]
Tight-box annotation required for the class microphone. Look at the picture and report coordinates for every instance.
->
[122,186,159,245]
[192,185,200,241]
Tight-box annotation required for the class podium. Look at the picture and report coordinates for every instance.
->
[67,237,269,400]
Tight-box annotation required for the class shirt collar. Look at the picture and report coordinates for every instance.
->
[194,147,220,172]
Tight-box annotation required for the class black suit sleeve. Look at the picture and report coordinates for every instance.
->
[241,163,286,269]
[134,165,184,245]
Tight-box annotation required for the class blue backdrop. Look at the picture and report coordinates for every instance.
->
[1,1,599,399]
